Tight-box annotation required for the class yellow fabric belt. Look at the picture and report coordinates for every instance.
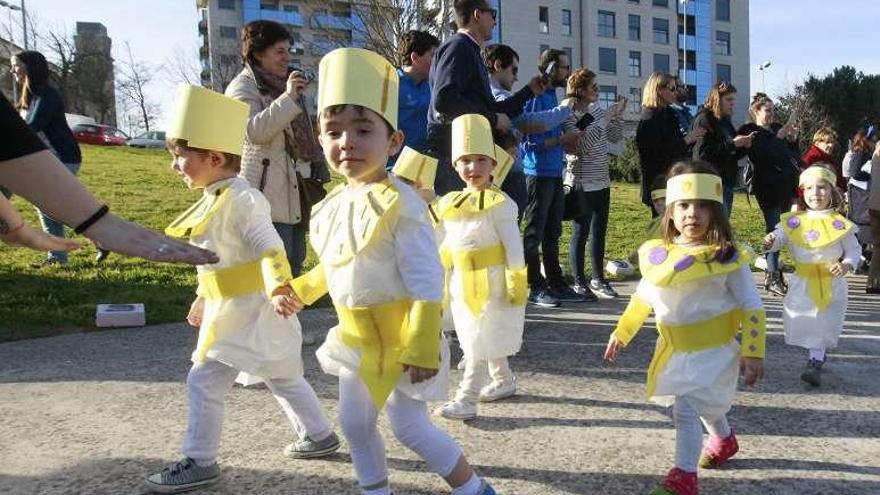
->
[645,309,741,398]
[197,260,263,300]
[795,261,834,311]
[440,244,506,316]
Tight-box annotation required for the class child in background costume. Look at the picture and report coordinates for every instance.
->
[764,165,861,387]
[617,179,668,275]
[604,161,766,495]
[146,86,338,494]
[435,114,526,421]
[289,48,497,495]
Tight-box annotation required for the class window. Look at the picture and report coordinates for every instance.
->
[678,50,696,71]
[539,6,549,34]
[628,14,641,41]
[716,0,730,21]
[599,47,617,74]
[283,4,299,12]
[652,0,668,6]
[717,63,732,83]
[260,1,278,11]
[678,15,695,36]
[715,31,731,55]
[562,9,572,36]
[683,84,697,105]
[599,85,618,110]
[653,53,670,73]
[219,25,237,38]
[218,0,235,9]
[630,87,642,113]
[653,18,669,44]
[628,51,641,77]
[598,10,616,38]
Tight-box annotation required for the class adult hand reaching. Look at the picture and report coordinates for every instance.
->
[85,214,219,264]
[495,113,512,133]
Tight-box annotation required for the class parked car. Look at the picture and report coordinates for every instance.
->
[72,124,129,146]
[127,131,166,149]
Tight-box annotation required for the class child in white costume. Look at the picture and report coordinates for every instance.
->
[146,86,338,494]
[436,114,527,421]
[290,48,497,495]
[765,165,861,386]
[605,162,766,495]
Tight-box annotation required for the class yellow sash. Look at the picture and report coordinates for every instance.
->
[795,261,834,311]
[638,240,754,288]
[781,212,853,250]
[165,186,230,239]
[645,310,742,398]
[440,244,507,316]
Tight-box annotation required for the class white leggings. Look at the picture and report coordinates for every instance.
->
[338,367,462,489]
[182,360,332,463]
[673,396,731,472]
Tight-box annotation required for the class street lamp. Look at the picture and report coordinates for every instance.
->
[757,61,772,93]
[0,0,26,49]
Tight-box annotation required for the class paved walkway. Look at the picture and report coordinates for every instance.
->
[1,275,878,494]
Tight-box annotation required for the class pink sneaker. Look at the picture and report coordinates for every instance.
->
[651,467,698,495]
[699,430,739,468]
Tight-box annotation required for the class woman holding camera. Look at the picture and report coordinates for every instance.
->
[225,20,327,277]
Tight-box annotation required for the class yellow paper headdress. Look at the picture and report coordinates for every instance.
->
[666,173,722,204]
[392,147,438,189]
[318,48,398,129]
[451,113,495,164]
[166,85,249,155]
[799,166,837,188]
[650,188,667,201]
[493,145,514,185]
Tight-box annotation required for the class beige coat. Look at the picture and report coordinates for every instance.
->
[225,68,304,225]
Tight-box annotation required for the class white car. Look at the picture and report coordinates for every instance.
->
[127,131,166,149]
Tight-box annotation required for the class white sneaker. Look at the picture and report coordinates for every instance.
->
[479,378,516,402]
[456,356,467,370]
[435,399,477,420]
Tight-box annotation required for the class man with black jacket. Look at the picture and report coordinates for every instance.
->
[426,0,544,194]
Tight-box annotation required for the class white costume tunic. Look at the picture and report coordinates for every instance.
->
[439,188,525,361]
[767,210,861,350]
[186,177,303,380]
[303,176,450,404]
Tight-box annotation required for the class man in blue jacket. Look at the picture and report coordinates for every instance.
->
[521,49,584,307]
[426,0,545,195]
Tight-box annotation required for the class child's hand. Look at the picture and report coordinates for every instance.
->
[763,233,776,250]
[829,262,852,278]
[740,357,764,386]
[187,297,205,327]
[403,365,438,384]
[604,335,625,365]
[271,286,304,318]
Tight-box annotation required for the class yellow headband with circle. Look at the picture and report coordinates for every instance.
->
[392,147,438,189]
[166,84,249,155]
[451,114,495,164]
[493,145,513,185]
[318,47,398,129]
[650,188,667,201]
[666,173,723,204]
[799,166,837,187]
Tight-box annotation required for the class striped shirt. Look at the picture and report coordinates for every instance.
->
[563,104,624,191]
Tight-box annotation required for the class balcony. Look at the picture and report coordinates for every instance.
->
[199,44,209,57]
[242,0,304,27]
[198,19,207,35]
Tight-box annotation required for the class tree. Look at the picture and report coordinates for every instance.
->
[162,45,202,87]
[116,42,158,133]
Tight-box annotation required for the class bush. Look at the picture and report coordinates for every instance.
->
[609,139,641,183]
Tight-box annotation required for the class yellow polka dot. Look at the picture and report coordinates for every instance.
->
[682,181,693,192]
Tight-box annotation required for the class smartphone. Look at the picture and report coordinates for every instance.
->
[575,112,595,131]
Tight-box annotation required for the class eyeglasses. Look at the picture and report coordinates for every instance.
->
[479,8,498,20]
[511,66,518,75]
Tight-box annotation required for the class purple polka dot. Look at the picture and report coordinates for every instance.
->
[804,230,820,242]
[750,315,759,324]
[786,216,801,229]
[673,255,696,272]
[719,248,740,264]
[832,219,845,230]
[649,246,668,265]
[750,329,759,338]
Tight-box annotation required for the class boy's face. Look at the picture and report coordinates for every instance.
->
[652,197,666,215]
[319,106,403,186]
[168,145,229,189]
[455,154,495,189]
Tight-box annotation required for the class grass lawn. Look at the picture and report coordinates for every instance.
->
[0,144,770,341]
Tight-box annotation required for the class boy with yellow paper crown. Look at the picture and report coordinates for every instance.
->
[290,48,497,495]
[145,85,338,494]
[435,114,526,420]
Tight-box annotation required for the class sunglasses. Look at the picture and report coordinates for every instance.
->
[479,8,498,20]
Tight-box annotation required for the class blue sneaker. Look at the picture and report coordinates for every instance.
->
[480,480,498,494]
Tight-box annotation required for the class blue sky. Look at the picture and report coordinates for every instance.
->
[18,0,880,129]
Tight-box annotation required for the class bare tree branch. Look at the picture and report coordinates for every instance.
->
[162,45,201,87]
[117,41,158,133]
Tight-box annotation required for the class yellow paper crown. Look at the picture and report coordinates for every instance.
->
[167,85,249,155]
[493,145,514,185]
[666,173,722,204]
[650,188,667,201]
[318,48,398,129]
[799,166,837,187]
[452,114,495,164]
[392,147,438,189]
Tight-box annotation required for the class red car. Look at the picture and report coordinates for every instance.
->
[72,124,130,146]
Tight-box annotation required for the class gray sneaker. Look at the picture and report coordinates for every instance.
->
[528,288,560,307]
[800,358,824,387]
[589,279,619,299]
[145,457,220,494]
[284,431,341,459]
